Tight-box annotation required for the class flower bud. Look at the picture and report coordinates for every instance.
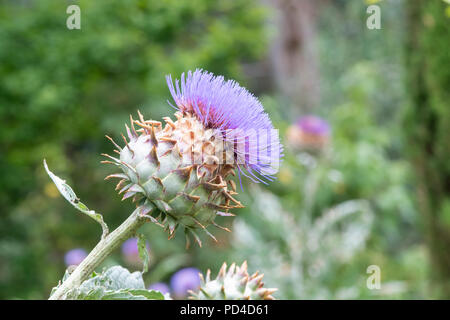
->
[189,261,277,300]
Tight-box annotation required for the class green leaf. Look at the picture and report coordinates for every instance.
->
[101,289,164,300]
[63,266,165,300]
[126,289,164,300]
[43,159,109,238]
[100,290,145,300]
[102,265,145,290]
[137,233,150,274]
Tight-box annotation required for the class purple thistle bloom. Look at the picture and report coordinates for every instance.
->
[170,267,201,298]
[148,282,170,295]
[64,248,87,266]
[296,115,330,137]
[166,69,283,185]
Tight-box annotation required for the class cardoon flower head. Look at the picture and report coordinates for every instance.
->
[189,261,277,300]
[103,69,283,246]
[170,267,201,298]
[166,69,283,182]
[148,282,170,295]
[287,115,330,151]
[64,248,87,266]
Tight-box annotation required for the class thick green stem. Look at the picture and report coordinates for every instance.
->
[49,208,146,300]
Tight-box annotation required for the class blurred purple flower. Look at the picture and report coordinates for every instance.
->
[64,248,87,266]
[170,267,201,298]
[121,237,150,257]
[121,237,150,265]
[121,238,139,257]
[148,282,170,295]
[296,115,330,137]
[287,115,331,152]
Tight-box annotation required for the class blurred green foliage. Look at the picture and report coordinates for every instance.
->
[0,0,437,300]
[233,62,423,298]
[404,0,450,297]
[0,0,267,299]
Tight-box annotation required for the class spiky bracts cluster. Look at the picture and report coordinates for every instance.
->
[103,111,242,247]
[188,262,277,300]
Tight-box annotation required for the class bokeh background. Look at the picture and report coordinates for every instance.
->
[1,0,449,299]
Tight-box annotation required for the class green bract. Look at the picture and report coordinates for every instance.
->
[189,262,277,300]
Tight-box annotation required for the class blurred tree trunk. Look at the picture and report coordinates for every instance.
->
[270,0,322,114]
[405,0,450,298]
